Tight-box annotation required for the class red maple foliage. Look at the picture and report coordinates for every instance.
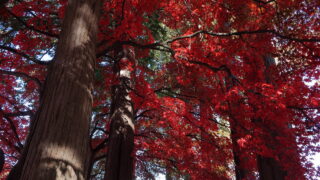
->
[0,0,319,179]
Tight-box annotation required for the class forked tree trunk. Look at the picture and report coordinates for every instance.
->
[8,0,101,179]
[105,48,135,180]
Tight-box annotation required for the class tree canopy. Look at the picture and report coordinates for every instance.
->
[0,0,319,179]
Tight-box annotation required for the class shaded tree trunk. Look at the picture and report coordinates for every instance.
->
[230,121,251,180]
[105,48,135,180]
[0,148,4,173]
[257,156,286,180]
[8,0,101,179]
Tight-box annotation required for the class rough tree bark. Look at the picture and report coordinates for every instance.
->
[105,48,135,180]
[8,0,101,179]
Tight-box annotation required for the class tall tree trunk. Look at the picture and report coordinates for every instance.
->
[8,0,101,179]
[105,48,135,180]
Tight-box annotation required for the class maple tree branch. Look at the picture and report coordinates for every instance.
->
[90,117,109,140]
[183,115,221,148]
[287,106,320,131]
[189,111,230,128]
[92,138,108,153]
[0,29,15,38]
[135,109,156,120]
[188,60,241,85]
[0,136,21,155]
[98,28,320,59]
[2,115,24,151]
[122,81,145,98]
[134,133,150,138]
[4,110,34,118]
[156,91,190,101]
[0,69,42,87]
[0,94,20,113]
[287,106,320,110]
[1,110,34,149]
[101,30,320,61]
[5,7,59,38]
[165,29,320,44]
[0,45,51,65]
[156,87,198,99]
[92,127,109,137]
[92,153,107,162]
[96,40,172,58]
[95,112,110,118]
[90,120,109,153]
[253,0,276,4]
[0,94,27,117]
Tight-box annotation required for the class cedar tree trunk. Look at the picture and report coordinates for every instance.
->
[8,0,101,179]
[105,48,135,180]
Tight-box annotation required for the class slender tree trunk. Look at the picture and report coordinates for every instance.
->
[230,120,251,180]
[105,48,135,180]
[8,0,101,179]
